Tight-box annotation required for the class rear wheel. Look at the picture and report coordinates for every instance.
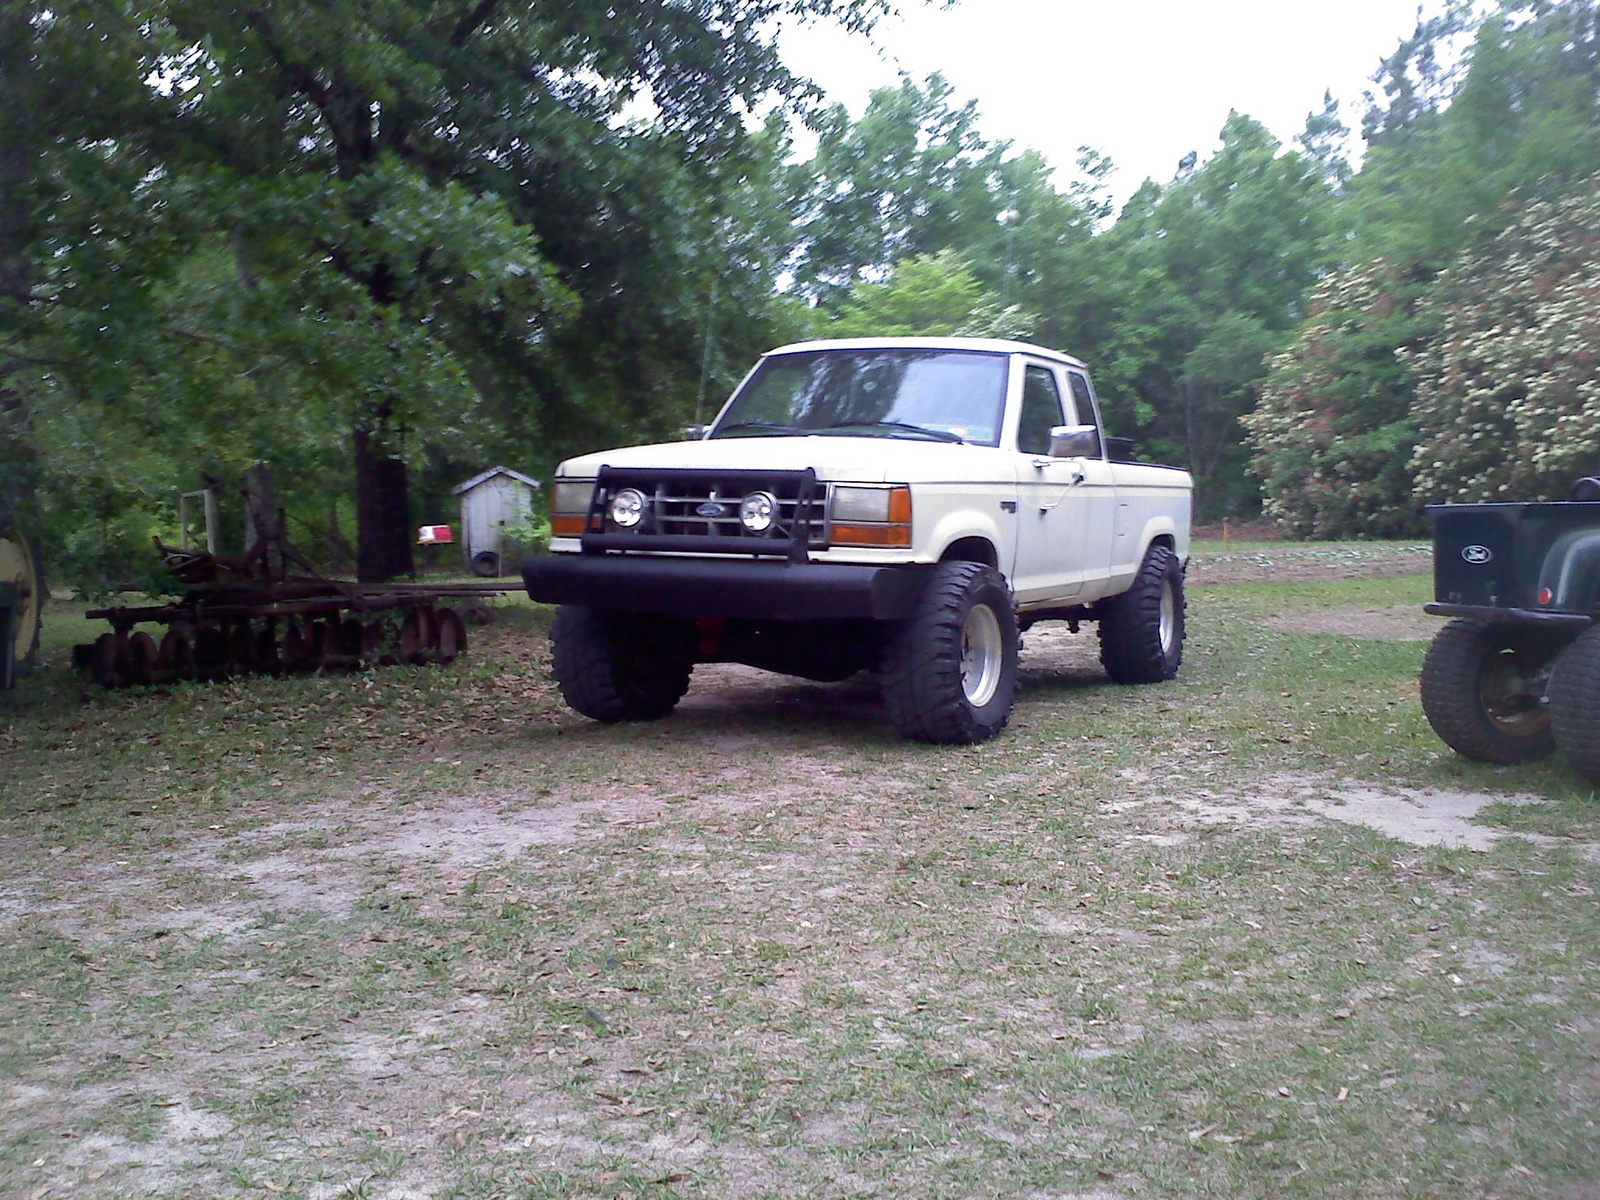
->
[1098,544,1185,683]
[881,561,1019,744]
[0,521,45,678]
[1548,626,1600,785]
[1421,618,1560,764]
[550,607,694,723]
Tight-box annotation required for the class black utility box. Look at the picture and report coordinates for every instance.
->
[1430,501,1600,617]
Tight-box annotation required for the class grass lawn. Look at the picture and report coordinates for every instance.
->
[1,557,1596,1200]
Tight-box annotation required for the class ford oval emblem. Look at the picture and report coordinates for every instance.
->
[696,502,726,518]
[1462,544,1493,565]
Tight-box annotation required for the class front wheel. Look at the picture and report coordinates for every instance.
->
[1547,626,1600,785]
[1098,544,1185,684]
[881,561,1019,744]
[550,606,694,724]
[1420,618,1559,764]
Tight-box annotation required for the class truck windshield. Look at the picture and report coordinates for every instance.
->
[711,349,1008,446]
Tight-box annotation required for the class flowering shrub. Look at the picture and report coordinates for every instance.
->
[1410,180,1600,503]
[1243,260,1428,538]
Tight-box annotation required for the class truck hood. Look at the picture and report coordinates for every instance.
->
[555,435,1002,484]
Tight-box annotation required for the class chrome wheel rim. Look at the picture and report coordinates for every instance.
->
[961,603,1004,708]
[1159,578,1177,656]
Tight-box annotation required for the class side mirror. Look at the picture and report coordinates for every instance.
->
[683,424,709,441]
[1048,424,1101,459]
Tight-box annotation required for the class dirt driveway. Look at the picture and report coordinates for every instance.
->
[3,544,1597,1200]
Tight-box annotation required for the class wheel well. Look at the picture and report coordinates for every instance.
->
[939,537,998,569]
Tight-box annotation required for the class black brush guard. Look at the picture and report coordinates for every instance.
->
[579,466,822,563]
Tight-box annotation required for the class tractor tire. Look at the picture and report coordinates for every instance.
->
[881,561,1018,744]
[550,606,694,723]
[1420,618,1558,764]
[1548,626,1600,785]
[1098,543,1185,684]
[0,520,45,678]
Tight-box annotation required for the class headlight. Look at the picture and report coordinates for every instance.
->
[831,486,893,523]
[609,487,647,529]
[829,485,912,548]
[740,491,777,533]
[549,478,596,537]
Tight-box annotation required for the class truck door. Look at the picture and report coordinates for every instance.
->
[1011,362,1102,605]
[1065,369,1119,598]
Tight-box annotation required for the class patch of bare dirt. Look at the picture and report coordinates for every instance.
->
[1138,770,1597,857]
[1262,604,1446,642]
[5,714,1594,1198]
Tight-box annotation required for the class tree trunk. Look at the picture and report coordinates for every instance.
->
[242,463,276,543]
[354,423,414,582]
[0,9,38,518]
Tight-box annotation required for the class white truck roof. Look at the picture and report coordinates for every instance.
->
[765,336,1089,371]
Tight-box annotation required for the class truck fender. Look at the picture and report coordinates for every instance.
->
[1135,516,1183,559]
[1538,531,1600,613]
[923,509,1007,575]
[1104,515,1185,596]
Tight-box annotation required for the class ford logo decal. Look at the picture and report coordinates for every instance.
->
[696,502,726,518]
[1462,544,1493,565]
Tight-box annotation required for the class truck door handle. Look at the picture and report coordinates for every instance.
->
[1033,458,1087,485]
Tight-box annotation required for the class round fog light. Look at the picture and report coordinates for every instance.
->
[609,488,646,529]
[740,491,777,533]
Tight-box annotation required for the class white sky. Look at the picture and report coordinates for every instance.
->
[779,0,1449,208]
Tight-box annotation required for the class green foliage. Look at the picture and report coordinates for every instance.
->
[1345,0,1600,272]
[1409,177,1600,503]
[1244,260,1430,538]
[1241,0,1600,531]
[11,0,1600,574]
[4,0,889,590]
[498,511,553,558]
[826,250,1036,339]
[789,73,1007,301]
[1074,114,1339,517]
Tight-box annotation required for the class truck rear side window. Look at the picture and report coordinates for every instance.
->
[713,349,1008,446]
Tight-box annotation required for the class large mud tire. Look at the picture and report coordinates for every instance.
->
[881,561,1018,744]
[550,606,694,723]
[1420,617,1558,764]
[1098,544,1185,684]
[0,520,45,678]
[1548,626,1600,785]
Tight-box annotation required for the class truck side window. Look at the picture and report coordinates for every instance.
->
[1017,365,1064,456]
[1067,371,1098,430]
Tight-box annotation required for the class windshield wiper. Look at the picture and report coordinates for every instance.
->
[713,421,812,437]
[825,420,964,443]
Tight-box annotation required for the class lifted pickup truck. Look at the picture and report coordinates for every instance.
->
[523,337,1193,743]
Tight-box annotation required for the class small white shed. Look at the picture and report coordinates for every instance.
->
[451,466,541,576]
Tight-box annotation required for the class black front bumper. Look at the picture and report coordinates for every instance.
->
[522,554,934,621]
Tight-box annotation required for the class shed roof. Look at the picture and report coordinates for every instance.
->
[451,466,542,496]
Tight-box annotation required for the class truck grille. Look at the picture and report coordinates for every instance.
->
[583,467,825,560]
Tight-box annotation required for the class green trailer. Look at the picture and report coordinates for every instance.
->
[1421,478,1600,784]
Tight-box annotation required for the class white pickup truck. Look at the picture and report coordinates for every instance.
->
[523,337,1193,743]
